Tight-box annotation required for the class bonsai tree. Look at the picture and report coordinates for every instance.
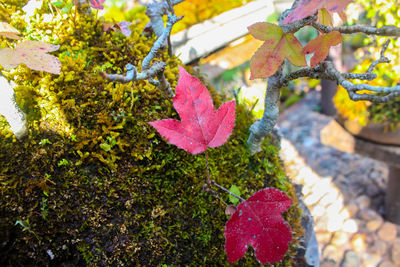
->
[0,0,399,265]
[334,0,400,135]
[246,0,400,154]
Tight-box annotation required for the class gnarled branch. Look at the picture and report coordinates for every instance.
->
[101,1,183,98]
[312,22,400,37]
[247,69,283,154]
[247,7,400,154]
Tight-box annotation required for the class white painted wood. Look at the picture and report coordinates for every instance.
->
[171,0,292,64]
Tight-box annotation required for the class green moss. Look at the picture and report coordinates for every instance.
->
[0,1,302,265]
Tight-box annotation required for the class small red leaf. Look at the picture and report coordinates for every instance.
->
[303,31,343,67]
[225,188,292,264]
[149,66,235,154]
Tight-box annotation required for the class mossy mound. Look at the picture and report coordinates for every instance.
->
[0,1,302,265]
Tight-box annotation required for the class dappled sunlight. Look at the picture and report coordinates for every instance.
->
[281,138,357,231]
[280,137,368,263]
[277,87,397,266]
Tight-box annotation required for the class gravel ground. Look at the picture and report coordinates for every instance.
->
[277,90,400,267]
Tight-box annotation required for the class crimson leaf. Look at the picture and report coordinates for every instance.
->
[148,66,235,154]
[225,188,292,264]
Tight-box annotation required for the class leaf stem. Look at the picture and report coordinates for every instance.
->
[205,150,211,184]
[210,180,245,202]
[204,150,245,202]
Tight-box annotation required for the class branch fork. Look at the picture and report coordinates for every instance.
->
[101,0,184,98]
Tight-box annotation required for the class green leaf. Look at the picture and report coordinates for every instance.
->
[61,3,73,13]
[51,1,64,8]
[248,22,283,42]
[229,185,241,205]
[100,143,111,152]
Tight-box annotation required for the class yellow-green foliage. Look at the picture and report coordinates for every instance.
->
[102,0,254,35]
[172,0,254,33]
[0,1,302,265]
[334,0,400,129]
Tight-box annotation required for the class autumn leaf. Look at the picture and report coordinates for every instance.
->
[225,188,293,264]
[324,1,352,15]
[148,66,235,154]
[89,0,105,10]
[283,0,352,24]
[0,22,20,40]
[303,31,343,67]
[248,22,306,79]
[0,40,61,74]
[318,8,333,27]
[118,21,132,37]
[102,21,132,37]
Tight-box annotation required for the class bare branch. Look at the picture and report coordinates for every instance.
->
[100,63,158,82]
[142,13,182,70]
[366,40,391,73]
[312,22,400,37]
[280,66,378,85]
[145,0,184,39]
[247,69,282,154]
[281,66,331,85]
[281,15,317,33]
[153,61,174,98]
[101,2,182,98]
[342,73,377,81]
[347,91,400,102]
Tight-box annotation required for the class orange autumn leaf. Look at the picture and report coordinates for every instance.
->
[0,22,20,40]
[248,22,306,79]
[303,31,343,67]
[0,40,61,74]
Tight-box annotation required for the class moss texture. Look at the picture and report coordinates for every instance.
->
[0,1,303,265]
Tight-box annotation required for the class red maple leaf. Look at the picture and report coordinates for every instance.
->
[148,66,235,154]
[225,188,292,264]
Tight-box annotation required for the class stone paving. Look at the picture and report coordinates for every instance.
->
[277,90,400,267]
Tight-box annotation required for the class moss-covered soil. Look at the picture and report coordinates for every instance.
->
[0,1,303,265]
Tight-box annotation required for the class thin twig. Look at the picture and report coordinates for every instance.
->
[101,3,182,98]
[210,180,245,202]
[312,22,400,37]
